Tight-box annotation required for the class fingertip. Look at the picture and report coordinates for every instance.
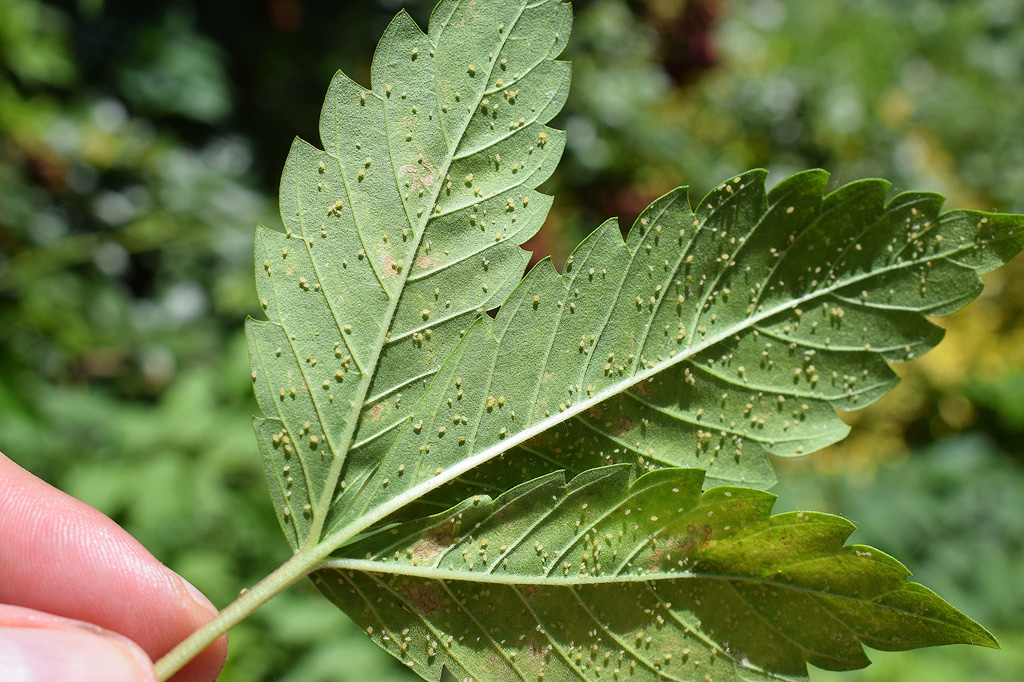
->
[0,625,157,682]
[178,575,218,615]
[0,453,227,679]
[163,576,228,682]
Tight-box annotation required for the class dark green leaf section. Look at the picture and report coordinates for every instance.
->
[329,169,1024,529]
[245,0,571,546]
[316,466,994,681]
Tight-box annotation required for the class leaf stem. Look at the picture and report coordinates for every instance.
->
[153,548,325,681]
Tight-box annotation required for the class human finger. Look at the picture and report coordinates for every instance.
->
[0,604,156,682]
[0,452,227,682]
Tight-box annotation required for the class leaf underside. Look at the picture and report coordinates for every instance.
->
[245,0,1023,680]
[319,466,995,681]
[247,0,570,549]
[327,168,1024,534]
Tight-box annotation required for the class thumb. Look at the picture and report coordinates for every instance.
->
[0,605,156,682]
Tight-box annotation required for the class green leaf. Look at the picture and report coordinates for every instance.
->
[318,466,996,681]
[246,0,570,549]
[325,168,1024,532]
[241,0,1021,680]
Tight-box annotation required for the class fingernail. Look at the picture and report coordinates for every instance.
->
[0,626,154,682]
[178,575,217,614]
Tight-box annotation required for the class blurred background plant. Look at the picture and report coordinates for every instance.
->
[1,0,1021,680]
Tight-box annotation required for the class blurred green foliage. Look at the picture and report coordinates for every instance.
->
[1,0,1021,679]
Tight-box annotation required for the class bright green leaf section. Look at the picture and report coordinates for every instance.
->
[246,0,570,549]
[327,169,1024,531]
[317,466,995,681]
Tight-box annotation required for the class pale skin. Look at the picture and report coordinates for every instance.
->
[0,452,227,682]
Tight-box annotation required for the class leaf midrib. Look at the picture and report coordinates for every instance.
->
[305,1,530,546]
[320,555,996,645]
[320,556,899,599]
[322,217,983,548]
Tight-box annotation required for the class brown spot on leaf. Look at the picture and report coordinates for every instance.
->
[400,158,434,189]
[683,524,714,550]
[648,539,681,572]
[522,434,542,448]
[614,417,632,436]
[400,582,439,614]
[419,160,434,187]
[412,521,455,562]
[383,254,401,278]
[700,523,713,547]
[416,254,438,269]
[369,403,383,421]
